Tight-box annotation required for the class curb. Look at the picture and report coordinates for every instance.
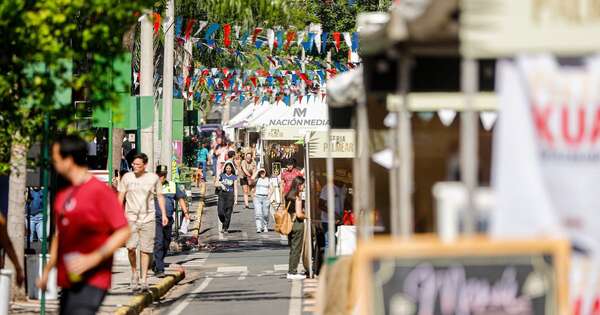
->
[114,269,185,315]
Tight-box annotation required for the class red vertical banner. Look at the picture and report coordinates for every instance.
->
[223,24,232,48]
[153,13,161,34]
[285,31,296,50]
[252,27,263,44]
[332,32,341,51]
[184,19,195,40]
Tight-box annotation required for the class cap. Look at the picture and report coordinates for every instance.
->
[156,165,168,175]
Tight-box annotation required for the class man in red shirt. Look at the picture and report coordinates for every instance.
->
[281,158,303,200]
[37,135,131,315]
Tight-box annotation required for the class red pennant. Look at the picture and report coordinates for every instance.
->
[250,77,257,87]
[297,71,312,86]
[230,94,237,102]
[202,69,210,76]
[223,79,231,89]
[276,76,284,86]
[252,27,263,44]
[326,68,337,76]
[285,31,296,49]
[184,19,195,40]
[332,32,341,51]
[222,68,229,77]
[223,24,232,47]
[267,56,277,67]
[298,95,303,104]
[153,13,161,34]
[185,76,191,89]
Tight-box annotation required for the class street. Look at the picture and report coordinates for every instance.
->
[144,186,315,315]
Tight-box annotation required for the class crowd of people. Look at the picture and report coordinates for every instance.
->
[0,132,315,314]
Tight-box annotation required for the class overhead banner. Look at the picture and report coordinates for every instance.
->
[308,129,355,158]
[492,55,600,252]
[461,0,600,57]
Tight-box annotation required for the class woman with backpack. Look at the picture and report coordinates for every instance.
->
[285,176,306,280]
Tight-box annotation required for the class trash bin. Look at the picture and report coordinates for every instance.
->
[0,269,12,314]
[26,254,57,300]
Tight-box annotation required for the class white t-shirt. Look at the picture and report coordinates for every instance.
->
[319,185,345,223]
[118,172,160,223]
[255,177,270,196]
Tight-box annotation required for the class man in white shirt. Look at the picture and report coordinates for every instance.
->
[319,179,346,249]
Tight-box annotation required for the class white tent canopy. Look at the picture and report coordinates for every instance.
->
[246,99,329,130]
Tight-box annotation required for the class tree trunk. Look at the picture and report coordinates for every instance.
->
[112,128,124,172]
[7,132,29,301]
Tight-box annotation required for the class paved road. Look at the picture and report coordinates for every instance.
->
[146,184,314,315]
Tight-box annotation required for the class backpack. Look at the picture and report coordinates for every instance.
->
[274,201,294,235]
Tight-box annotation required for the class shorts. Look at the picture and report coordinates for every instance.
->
[240,177,249,186]
[126,219,156,253]
[60,283,106,315]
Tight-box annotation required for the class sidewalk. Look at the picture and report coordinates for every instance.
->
[9,180,210,315]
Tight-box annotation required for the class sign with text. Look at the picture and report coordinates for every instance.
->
[262,126,305,140]
[307,129,356,158]
[493,56,600,251]
[353,237,569,315]
[461,0,600,57]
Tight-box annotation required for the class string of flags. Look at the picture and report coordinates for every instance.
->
[153,15,360,56]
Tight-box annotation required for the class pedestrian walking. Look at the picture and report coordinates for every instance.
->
[196,142,209,187]
[281,158,303,200]
[216,162,238,233]
[240,152,257,209]
[152,165,190,278]
[118,153,168,291]
[37,135,130,314]
[26,186,44,242]
[252,168,272,233]
[269,167,282,214]
[285,176,306,280]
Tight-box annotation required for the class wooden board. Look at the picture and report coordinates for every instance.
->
[353,236,570,315]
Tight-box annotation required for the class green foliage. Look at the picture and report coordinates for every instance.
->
[0,0,154,174]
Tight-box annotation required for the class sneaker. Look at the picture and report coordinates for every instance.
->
[256,229,262,233]
[141,283,149,291]
[155,271,166,278]
[223,229,228,234]
[130,273,139,291]
[263,227,269,233]
[287,273,306,280]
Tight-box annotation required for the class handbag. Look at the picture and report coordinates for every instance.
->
[342,209,355,225]
[274,201,294,235]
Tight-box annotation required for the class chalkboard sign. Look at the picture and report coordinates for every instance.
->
[353,237,569,315]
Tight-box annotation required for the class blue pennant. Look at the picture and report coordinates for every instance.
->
[276,31,284,50]
[283,95,291,106]
[240,31,250,46]
[255,39,265,49]
[351,32,359,52]
[321,32,329,54]
[175,16,183,37]
[204,23,220,46]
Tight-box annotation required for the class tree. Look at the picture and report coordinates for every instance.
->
[0,0,154,300]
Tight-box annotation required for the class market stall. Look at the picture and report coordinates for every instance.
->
[305,129,356,272]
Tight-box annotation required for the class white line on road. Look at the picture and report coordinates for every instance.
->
[242,231,248,239]
[288,279,302,315]
[167,277,213,315]
[238,271,248,280]
[274,264,289,271]
[217,266,248,273]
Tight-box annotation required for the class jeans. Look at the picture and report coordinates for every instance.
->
[197,160,207,179]
[218,191,235,230]
[253,194,270,230]
[29,213,43,242]
[153,216,174,273]
[212,156,218,176]
[288,220,304,274]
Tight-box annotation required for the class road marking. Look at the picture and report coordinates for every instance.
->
[242,231,248,239]
[167,277,212,315]
[238,271,248,280]
[288,279,302,315]
[274,264,289,271]
[216,266,248,273]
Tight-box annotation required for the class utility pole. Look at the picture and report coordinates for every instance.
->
[140,12,154,170]
[161,0,175,178]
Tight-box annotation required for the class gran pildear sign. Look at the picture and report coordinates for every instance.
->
[307,130,355,159]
